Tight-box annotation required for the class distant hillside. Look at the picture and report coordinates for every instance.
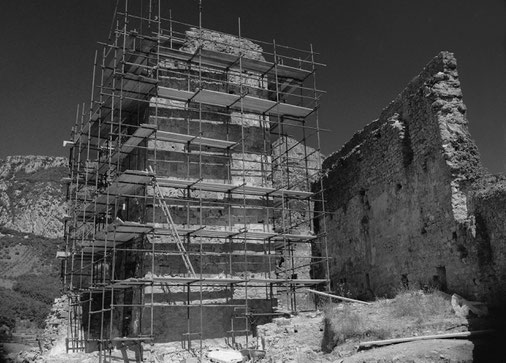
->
[0,156,67,347]
[0,155,68,238]
[0,228,61,329]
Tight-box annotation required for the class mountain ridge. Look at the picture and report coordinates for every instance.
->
[0,155,67,347]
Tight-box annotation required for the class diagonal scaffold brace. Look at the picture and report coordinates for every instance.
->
[148,166,196,277]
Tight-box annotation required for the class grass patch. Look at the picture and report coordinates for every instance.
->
[389,289,452,323]
[321,289,455,353]
[321,304,390,352]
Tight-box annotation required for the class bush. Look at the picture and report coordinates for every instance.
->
[0,287,50,329]
[0,229,62,332]
[13,274,61,305]
[321,304,389,352]
[0,274,61,330]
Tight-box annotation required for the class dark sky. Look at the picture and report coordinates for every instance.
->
[0,0,505,173]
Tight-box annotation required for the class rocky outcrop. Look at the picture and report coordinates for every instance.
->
[314,52,506,304]
[0,156,67,239]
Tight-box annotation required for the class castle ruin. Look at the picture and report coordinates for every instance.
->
[62,2,506,361]
[314,51,506,305]
[63,1,329,358]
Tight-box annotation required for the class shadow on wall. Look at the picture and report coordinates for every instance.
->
[312,51,506,305]
[141,299,275,343]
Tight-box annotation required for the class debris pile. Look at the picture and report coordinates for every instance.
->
[13,296,68,363]
[39,296,68,355]
[255,312,327,362]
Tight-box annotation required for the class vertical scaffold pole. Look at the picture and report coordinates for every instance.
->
[310,43,331,293]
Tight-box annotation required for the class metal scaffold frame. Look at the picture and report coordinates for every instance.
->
[62,1,330,361]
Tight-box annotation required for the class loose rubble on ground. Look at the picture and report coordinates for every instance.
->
[6,291,502,363]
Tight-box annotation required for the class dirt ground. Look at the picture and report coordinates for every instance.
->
[342,339,474,362]
[5,299,504,362]
[254,309,502,363]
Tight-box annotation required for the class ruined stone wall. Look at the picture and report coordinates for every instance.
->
[466,176,506,304]
[314,52,506,303]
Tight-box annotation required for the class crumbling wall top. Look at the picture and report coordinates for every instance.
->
[182,28,265,61]
[323,51,483,184]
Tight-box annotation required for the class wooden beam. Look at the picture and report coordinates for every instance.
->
[304,288,372,305]
[358,330,496,350]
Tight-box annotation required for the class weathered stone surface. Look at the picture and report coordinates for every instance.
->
[93,28,281,344]
[182,28,265,61]
[272,136,322,281]
[313,52,506,304]
[451,293,488,318]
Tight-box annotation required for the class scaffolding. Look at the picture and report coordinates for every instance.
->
[62,1,329,361]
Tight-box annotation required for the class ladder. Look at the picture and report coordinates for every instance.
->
[149,167,196,277]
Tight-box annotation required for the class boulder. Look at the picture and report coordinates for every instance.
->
[207,349,244,363]
[451,294,488,318]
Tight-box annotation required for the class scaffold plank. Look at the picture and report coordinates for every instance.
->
[82,244,279,258]
[94,219,153,243]
[154,130,237,149]
[110,276,327,289]
[119,124,157,153]
[78,220,154,253]
[157,87,194,102]
[118,76,156,95]
[159,47,311,81]
[83,170,153,214]
[157,86,313,118]
[111,337,153,342]
[89,80,153,129]
[75,221,318,248]
[197,89,313,118]
[152,226,314,242]
[272,233,317,242]
[156,176,313,199]
[192,89,239,107]
[153,227,275,241]
[95,124,156,176]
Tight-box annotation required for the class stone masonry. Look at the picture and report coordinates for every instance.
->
[87,29,279,343]
[314,51,506,305]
